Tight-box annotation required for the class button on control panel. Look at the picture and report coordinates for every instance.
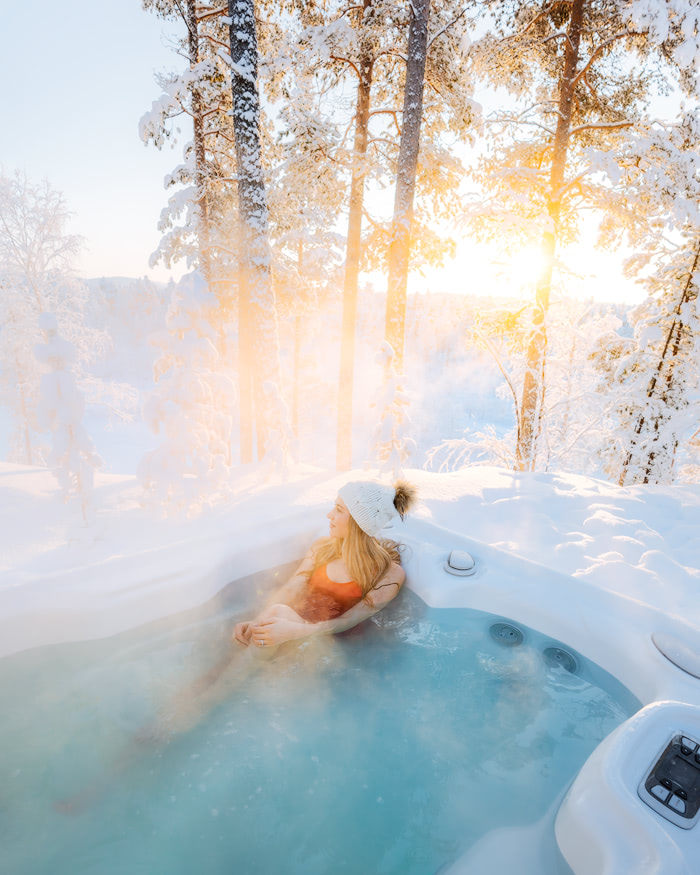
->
[638,733,700,829]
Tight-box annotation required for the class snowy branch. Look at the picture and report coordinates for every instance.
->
[172,0,195,39]
[333,4,364,21]
[368,107,403,133]
[378,49,408,64]
[427,6,468,51]
[203,127,234,143]
[498,2,573,45]
[569,121,633,136]
[476,328,522,441]
[329,54,362,79]
[201,104,228,118]
[216,48,255,84]
[488,116,556,137]
[196,5,228,22]
[572,32,635,87]
[543,30,568,45]
[201,31,231,53]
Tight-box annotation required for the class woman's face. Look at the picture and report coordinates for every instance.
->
[327,496,351,539]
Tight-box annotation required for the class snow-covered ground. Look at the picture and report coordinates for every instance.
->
[2,461,699,657]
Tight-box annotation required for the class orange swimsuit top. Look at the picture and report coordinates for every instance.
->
[292,565,364,623]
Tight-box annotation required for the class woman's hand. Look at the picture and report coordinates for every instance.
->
[249,617,307,648]
[233,621,253,647]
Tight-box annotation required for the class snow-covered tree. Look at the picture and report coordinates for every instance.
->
[227,0,288,463]
[370,340,415,478]
[34,313,103,523]
[465,0,700,472]
[138,272,236,515]
[286,0,476,469]
[590,111,700,484]
[0,171,107,464]
[266,91,345,435]
[140,0,235,282]
[384,0,431,373]
[427,296,624,477]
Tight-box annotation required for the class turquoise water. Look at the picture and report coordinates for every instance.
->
[1,568,640,875]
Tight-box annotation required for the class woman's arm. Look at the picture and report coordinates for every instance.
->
[250,563,405,646]
[232,543,320,645]
[264,544,318,605]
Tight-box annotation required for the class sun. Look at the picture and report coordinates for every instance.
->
[413,237,642,304]
[504,248,547,290]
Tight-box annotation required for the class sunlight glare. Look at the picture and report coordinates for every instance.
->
[504,248,546,291]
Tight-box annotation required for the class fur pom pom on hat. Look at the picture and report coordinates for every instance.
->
[338,480,416,538]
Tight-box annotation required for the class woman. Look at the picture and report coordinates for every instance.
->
[233,480,416,650]
[55,481,415,814]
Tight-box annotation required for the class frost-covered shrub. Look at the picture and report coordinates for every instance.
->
[260,380,294,476]
[369,342,416,479]
[138,272,236,515]
[34,313,103,521]
[0,172,108,464]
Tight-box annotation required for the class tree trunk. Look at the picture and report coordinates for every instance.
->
[238,283,254,463]
[336,0,374,472]
[228,0,282,460]
[186,0,212,284]
[515,0,586,471]
[619,237,700,485]
[384,0,431,374]
[293,312,302,438]
[17,368,33,465]
[293,240,303,438]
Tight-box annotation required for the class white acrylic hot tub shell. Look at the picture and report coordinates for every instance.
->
[396,517,700,875]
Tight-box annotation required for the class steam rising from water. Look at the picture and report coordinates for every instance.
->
[0,574,638,875]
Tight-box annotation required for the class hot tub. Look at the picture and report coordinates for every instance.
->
[2,514,699,874]
[398,517,700,875]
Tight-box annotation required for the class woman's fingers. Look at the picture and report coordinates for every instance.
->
[233,622,252,646]
[249,623,274,646]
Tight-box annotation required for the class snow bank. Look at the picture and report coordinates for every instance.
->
[1,463,699,657]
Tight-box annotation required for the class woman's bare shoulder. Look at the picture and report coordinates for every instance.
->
[389,560,406,586]
[370,561,405,607]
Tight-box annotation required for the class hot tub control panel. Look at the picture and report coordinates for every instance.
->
[638,733,700,829]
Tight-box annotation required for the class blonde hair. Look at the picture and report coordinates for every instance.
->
[308,515,402,604]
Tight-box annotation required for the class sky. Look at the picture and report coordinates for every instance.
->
[2,0,184,283]
[1,0,644,303]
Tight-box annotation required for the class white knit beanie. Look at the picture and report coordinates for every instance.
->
[338,481,398,538]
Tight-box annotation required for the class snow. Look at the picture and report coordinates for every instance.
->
[2,459,699,659]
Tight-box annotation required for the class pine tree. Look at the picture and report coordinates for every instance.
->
[140,0,234,282]
[384,0,431,372]
[293,0,477,468]
[227,0,287,462]
[466,0,700,472]
[591,111,700,484]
